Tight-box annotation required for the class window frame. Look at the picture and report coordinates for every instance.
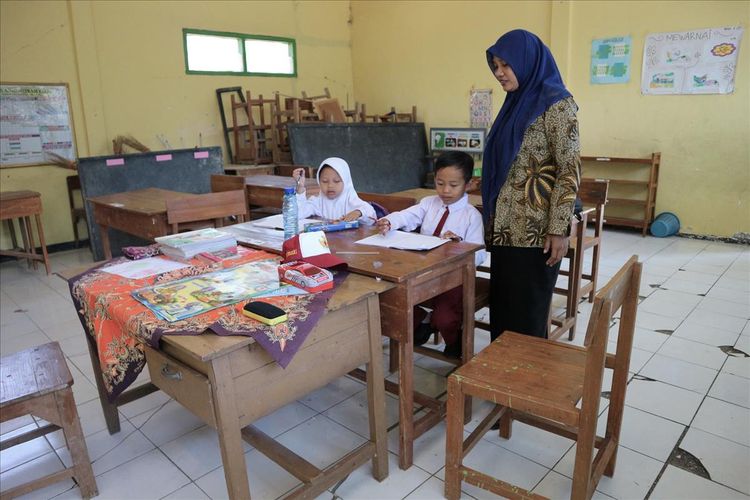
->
[182,28,297,77]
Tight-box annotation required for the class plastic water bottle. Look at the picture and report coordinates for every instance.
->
[282,187,298,240]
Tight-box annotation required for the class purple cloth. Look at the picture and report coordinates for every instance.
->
[482,29,573,222]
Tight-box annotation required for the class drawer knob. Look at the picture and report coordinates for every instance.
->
[161,364,182,381]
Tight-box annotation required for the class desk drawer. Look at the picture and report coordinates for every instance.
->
[144,346,216,427]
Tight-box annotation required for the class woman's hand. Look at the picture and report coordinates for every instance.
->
[341,210,362,222]
[543,234,568,266]
[441,230,463,241]
[292,168,306,194]
[375,218,391,235]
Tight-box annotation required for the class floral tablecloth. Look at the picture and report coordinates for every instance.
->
[68,247,345,401]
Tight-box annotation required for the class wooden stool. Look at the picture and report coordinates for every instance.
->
[0,190,51,274]
[445,256,642,500]
[1,342,98,499]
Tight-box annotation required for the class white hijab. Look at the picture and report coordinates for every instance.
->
[309,157,374,222]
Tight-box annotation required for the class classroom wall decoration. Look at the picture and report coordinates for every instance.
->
[641,26,743,95]
[590,36,632,84]
[469,89,493,129]
[430,128,486,154]
[0,83,77,167]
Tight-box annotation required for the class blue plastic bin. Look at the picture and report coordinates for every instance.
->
[650,212,680,237]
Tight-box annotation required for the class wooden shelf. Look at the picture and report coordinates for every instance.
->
[581,153,661,236]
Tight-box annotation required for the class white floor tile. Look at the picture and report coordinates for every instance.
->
[138,399,205,447]
[657,335,729,370]
[162,482,210,499]
[0,452,74,499]
[386,365,447,399]
[680,427,750,495]
[59,424,154,477]
[386,418,448,474]
[532,471,615,499]
[324,389,400,439]
[160,425,251,480]
[685,309,747,334]
[404,475,477,499]
[297,376,365,412]
[336,451,432,499]
[692,397,750,447]
[276,415,366,470]
[697,297,750,320]
[650,465,747,499]
[40,318,85,342]
[554,445,662,499]
[709,372,750,408]
[625,379,704,425]
[635,310,683,332]
[672,320,741,347]
[90,448,190,499]
[0,330,51,356]
[639,289,702,317]
[599,404,685,462]
[723,354,750,379]
[0,424,53,474]
[639,354,718,394]
[482,420,574,468]
[253,400,318,438]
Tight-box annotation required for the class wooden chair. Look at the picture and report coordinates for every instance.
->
[166,190,247,234]
[1,342,98,499]
[444,255,642,500]
[0,190,51,274]
[230,91,274,164]
[576,179,609,302]
[66,175,87,248]
[275,164,316,179]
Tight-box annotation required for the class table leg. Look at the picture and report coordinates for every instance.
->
[25,216,38,270]
[99,224,113,260]
[84,333,122,434]
[6,219,18,249]
[365,295,388,480]
[209,356,251,499]
[397,307,414,470]
[19,217,31,268]
[461,258,475,424]
[34,213,51,275]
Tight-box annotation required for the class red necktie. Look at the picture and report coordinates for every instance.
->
[432,206,449,236]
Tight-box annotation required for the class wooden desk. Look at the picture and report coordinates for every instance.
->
[0,190,51,274]
[87,188,197,260]
[63,265,391,499]
[325,227,482,469]
[392,188,483,211]
[243,175,320,208]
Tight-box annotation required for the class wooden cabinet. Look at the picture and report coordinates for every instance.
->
[581,153,661,236]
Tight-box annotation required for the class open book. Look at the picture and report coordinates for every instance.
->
[355,231,449,251]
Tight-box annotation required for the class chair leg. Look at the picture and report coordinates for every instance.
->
[35,213,51,275]
[72,213,80,248]
[388,338,398,374]
[571,416,597,500]
[6,219,18,249]
[498,407,513,439]
[444,376,465,500]
[589,245,601,303]
[25,216,38,270]
[55,388,98,498]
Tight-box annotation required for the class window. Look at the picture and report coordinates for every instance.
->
[183,29,296,77]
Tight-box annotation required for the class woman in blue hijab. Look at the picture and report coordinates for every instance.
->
[482,29,581,340]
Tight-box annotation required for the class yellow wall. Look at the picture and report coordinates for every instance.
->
[1,0,353,248]
[2,0,748,247]
[351,0,749,237]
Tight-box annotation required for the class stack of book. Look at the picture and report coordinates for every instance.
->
[156,228,237,259]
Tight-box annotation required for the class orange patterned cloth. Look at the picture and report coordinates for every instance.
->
[68,247,344,401]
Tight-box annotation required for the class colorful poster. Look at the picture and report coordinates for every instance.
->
[641,26,743,95]
[469,89,493,129]
[132,259,280,322]
[0,84,77,166]
[591,36,632,84]
[430,128,486,154]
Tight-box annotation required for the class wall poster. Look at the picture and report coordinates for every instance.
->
[469,89,492,129]
[641,26,743,95]
[0,83,77,167]
[591,35,632,84]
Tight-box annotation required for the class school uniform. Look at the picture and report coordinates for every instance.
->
[384,194,486,349]
[296,157,376,224]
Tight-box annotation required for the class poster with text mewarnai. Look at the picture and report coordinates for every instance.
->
[641,26,743,95]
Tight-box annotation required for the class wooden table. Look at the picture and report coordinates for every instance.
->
[87,188,197,260]
[243,174,320,208]
[324,226,482,469]
[392,188,483,211]
[62,266,391,499]
[0,190,51,274]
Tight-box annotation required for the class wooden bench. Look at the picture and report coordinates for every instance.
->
[0,190,51,274]
[0,342,97,499]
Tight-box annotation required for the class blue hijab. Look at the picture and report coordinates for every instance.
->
[482,30,572,222]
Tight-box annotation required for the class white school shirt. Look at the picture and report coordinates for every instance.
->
[296,157,376,224]
[384,194,487,267]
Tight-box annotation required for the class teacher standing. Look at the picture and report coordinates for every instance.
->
[482,29,581,340]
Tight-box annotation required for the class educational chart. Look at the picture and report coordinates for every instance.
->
[642,26,743,95]
[132,259,280,322]
[0,84,76,166]
[430,128,486,154]
[591,36,632,84]
[469,89,493,129]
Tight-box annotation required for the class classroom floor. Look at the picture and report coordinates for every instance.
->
[0,229,748,500]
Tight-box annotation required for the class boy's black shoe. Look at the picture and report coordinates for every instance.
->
[414,322,434,346]
[443,340,463,359]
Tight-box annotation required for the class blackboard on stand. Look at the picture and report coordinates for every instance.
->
[288,123,428,193]
[77,147,224,261]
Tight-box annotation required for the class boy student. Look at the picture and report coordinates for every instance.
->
[376,151,486,358]
[292,157,376,224]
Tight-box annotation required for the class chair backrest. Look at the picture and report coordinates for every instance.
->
[580,255,642,412]
[167,190,248,233]
[66,175,82,209]
[358,192,416,215]
[211,174,245,193]
[579,179,609,237]
[275,164,316,179]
